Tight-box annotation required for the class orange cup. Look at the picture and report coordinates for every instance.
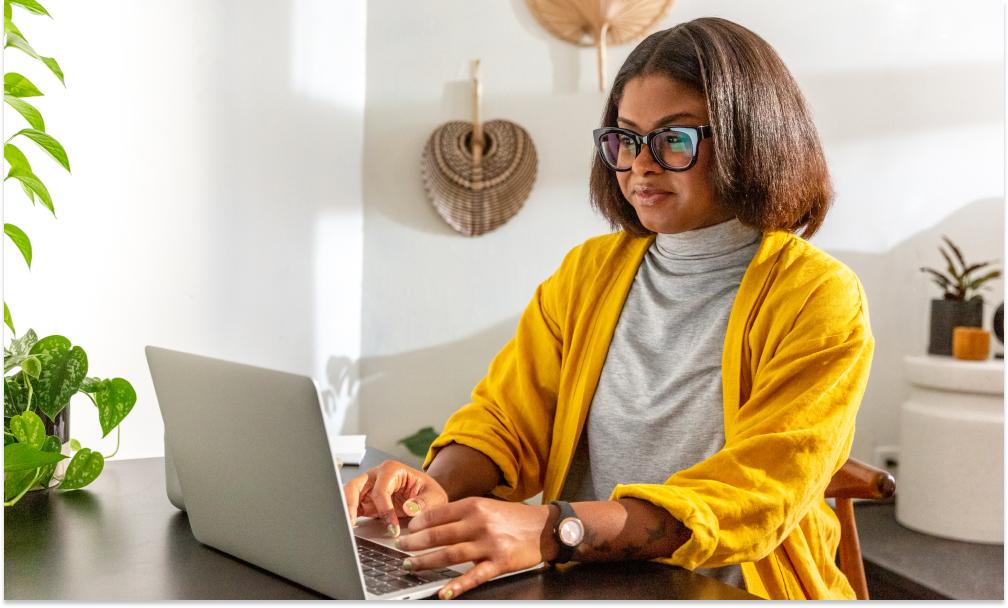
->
[952,326,991,361]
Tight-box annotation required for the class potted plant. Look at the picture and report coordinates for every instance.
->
[3,0,136,506]
[919,235,1001,356]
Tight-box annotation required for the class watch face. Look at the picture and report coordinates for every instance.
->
[558,517,584,547]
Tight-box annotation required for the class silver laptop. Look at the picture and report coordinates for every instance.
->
[145,345,472,599]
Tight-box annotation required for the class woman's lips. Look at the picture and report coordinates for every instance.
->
[633,188,671,206]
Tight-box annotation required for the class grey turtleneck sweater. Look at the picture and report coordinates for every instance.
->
[559,218,761,589]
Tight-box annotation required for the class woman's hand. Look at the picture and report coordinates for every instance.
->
[397,497,558,600]
[343,460,449,536]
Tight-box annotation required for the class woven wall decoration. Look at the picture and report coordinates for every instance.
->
[421,61,538,237]
[526,0,675,91]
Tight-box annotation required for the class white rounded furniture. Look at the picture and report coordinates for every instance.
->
[898,355,1004,543]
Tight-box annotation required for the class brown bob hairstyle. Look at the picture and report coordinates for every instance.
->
[589,17,832,239]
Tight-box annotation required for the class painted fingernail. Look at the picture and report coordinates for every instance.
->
[403,500,421,516]
[402,559,413,571]
[442,588,454,600]
[392,537,402,550]
[386,523,399,537]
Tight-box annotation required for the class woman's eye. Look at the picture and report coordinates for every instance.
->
[619,135,635,146]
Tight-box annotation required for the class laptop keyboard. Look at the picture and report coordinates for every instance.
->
[355,537,459,596]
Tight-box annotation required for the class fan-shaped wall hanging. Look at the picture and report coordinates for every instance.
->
[421,60,538,237]
[526,0,675,91]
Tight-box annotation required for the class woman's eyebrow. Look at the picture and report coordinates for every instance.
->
[617,112,701,128]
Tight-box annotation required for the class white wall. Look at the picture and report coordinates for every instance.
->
[358,0,1004,466]
[4,0,1001,471]
[2,0,366,459]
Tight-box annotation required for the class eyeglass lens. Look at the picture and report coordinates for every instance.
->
[598,129,695,170]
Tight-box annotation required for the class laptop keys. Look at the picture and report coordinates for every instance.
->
[357,537,459,595]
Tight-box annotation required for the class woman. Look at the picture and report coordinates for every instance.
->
[345,17,873,600]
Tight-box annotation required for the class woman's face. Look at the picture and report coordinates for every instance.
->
[615,74,734,234]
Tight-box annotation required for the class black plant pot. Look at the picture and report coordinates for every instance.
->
[928,298,984,356]
[42,408,70,444]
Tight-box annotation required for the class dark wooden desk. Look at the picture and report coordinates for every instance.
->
[4,455,757,600]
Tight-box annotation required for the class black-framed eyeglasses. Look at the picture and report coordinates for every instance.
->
[592,125,712,172]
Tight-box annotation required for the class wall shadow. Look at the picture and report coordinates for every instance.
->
[351,315,521,465]
[827,196,1004,464]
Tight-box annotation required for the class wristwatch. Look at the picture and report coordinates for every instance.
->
[549,500,584,564]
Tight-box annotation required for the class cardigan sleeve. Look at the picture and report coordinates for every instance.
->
[422,253,571,502]
[610,271,875,570]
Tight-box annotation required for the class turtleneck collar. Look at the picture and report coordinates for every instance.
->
[648,218,762,275]
[654,218,760,259]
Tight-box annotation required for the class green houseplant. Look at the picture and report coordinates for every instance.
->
[3,0,136,506]
[920,235,1001,356]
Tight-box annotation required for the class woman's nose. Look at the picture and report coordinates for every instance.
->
[631,142,663,175]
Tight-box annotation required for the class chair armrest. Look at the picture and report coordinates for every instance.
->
[825,457,896,500]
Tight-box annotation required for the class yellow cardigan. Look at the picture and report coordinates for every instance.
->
[424,229,874,600]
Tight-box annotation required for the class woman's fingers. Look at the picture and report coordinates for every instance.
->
[397,520,469,554]
[342,473,372,526]
[438,560,500,600]
[401,540,480,573]
[368,461,412,536]
[406,496,469,533]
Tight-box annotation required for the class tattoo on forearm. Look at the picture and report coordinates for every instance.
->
[645,518,669,544]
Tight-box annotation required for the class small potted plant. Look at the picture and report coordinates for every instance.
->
[920,236,1001,356]
[4,0,137,505]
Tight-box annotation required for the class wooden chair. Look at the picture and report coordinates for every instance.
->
[825,457,897,600]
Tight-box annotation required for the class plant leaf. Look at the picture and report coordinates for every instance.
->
[8,0,50,17]
[58,448,104,490]
[920,267,952,289]
[5,168,54,215]
[69,438,80,452]
[938,246,960,283]
[35,434,61,488]
[8,409,45,449]
[4,13,23,37]
[20,354,41,379]
[3,72,43,97]
[5,142,32,172]
[5,327,38,361]
[5,30,38,59]
[11,129,69,172]
[29,335,88,420]
[941,236,967,276]
[4,143,35,203]
[4,1,11,20]
[4,468,37,502]
[397,426,440,458]
[40,56,63,85]
[93,377,137,437]
[3,441,66,471]
[4,222,31,268]
[3,374,30,418]
[966,269,1002,293]
[4,302,14,335]
[78,376,105,393]
[3,94,44,130]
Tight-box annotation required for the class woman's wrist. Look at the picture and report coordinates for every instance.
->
[425,442,503,501]
[539,503,562,563]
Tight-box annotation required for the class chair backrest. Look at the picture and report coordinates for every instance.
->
[825,457,896,600]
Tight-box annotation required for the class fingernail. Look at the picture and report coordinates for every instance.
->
[402,559,413,571]
[386,523,399,537]
[403,500,421,516]
[392,537,402,550]
[442,588,454,600]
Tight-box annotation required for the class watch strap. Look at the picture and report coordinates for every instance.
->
[550,500,579,564]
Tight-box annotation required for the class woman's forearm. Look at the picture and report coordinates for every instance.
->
[543,497,692,562]
[425,442,503,501]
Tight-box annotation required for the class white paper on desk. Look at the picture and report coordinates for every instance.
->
[330,434,366,465]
